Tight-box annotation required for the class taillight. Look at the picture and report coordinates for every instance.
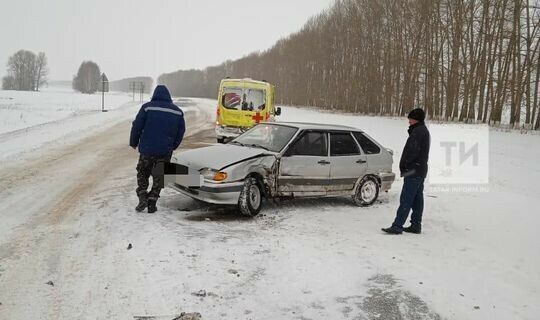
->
[216,106,221,125]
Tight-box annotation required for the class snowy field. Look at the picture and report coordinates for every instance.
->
[0,86,133,134]
[0,94,538,320]
[0,86,136,161]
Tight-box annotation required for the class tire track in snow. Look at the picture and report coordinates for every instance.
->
[0,101,213,259]
[0,100,215,318]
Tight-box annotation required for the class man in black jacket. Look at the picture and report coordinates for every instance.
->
[382,108,430,234]
[130,85,185,213]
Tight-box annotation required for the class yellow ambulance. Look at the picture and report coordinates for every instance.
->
[215,78,281,143]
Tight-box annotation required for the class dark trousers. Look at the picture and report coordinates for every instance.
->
[136,154,171,200]
[392,176,425,229]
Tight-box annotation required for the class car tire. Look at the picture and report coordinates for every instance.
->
[353,176,379,206]
[238,177,263,216]
[217,137,225,144]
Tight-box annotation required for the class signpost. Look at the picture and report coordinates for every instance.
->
[101,73,109,112]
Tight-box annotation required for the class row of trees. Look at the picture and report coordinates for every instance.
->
[2,50,48,91]
[159,0,540,129]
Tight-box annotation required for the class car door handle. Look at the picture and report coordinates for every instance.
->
[318,160,330,165]
[356,159,367,164]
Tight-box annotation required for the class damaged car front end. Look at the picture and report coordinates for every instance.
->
[169,123,296,215]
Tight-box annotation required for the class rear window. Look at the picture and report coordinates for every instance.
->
[222,88,242,109]
[353,132,381,154]
[221,87,266,111]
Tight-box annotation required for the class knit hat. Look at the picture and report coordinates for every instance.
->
[408,108,425,122]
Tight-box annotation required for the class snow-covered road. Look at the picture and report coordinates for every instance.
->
[0,96,539,320]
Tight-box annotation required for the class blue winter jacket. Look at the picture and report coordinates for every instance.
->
[129,85,186,156]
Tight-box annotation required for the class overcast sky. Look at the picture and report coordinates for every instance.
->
[0,0,334,81]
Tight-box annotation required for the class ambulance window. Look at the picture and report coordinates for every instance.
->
[222,88,243,109]
[243,89,266,111]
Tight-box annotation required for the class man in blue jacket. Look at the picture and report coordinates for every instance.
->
[382,108,430,234]
[130,85,185,213]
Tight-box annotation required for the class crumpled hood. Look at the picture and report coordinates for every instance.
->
[151,85,173,103]
[173,144,274,171]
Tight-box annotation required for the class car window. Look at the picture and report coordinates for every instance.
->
[330,132,360,156]
[221,87,266,111]
[222,88,243,109]
[243,88,266,111]
[288,131,327,156]
[353,132,381,154]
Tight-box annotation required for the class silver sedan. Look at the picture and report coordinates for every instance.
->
[168,122,395,216]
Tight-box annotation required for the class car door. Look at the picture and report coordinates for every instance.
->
[278,130,330,196]
[328,131,367,192]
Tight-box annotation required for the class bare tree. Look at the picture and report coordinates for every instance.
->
[2,50,49,91]
[72,61,101,94]
[4,50,36,91]
[34,52,49,91]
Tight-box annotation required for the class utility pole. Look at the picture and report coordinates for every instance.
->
[130,81,144,102]
[131,82,136,101]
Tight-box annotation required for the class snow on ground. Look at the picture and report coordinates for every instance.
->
[0,86,136,161]
[0,96,539,320]
[273,105,540,319]
[0,86,133,134]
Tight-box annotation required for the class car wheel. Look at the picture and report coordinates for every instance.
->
[353,176,379,206]
[238,177,263,216]
[217,137,225,144]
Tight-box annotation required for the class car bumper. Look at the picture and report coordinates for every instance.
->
[215,125,248,139]
[379,172,396,191]
[169,180,244,205]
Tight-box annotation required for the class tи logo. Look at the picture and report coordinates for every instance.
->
[440,141,479,167]
[429,124,489,186]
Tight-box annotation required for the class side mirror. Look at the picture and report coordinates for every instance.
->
[275,107,282,116]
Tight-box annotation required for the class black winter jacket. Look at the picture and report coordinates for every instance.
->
[130,85,185,156]
[399,122,430,178]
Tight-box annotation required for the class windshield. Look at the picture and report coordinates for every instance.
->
[233,124,297,152]
[221,87,266,111]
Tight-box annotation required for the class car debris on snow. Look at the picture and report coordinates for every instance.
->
[133,313,202,320]
[191,290,206,297]
[173,313,202,320]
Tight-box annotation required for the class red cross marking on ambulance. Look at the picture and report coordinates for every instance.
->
[252,112,265,123]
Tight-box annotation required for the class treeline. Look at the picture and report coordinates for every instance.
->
[2,50,48,91]
[159,0,540,130]
[109,76,153,94]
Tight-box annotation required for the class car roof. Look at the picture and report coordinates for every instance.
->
[267,121,361,132]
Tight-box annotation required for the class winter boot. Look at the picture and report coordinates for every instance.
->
[381,226,403,235]
[147,199,157,214]
[135,194,148,212]
[403,224,422,234]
